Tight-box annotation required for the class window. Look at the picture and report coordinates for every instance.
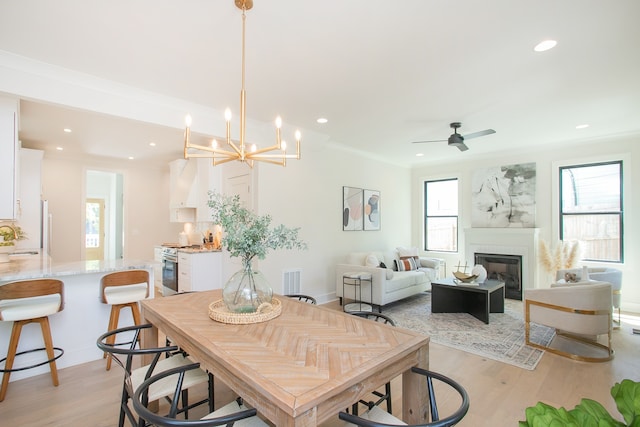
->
[560,161,623,262]
[424,178,458,252]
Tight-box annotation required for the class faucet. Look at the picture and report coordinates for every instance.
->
[0,224,18,242]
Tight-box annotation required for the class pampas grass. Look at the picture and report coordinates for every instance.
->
[538,239,581,273]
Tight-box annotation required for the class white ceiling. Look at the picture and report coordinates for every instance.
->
[1,0,639,167]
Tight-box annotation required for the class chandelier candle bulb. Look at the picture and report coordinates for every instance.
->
[181,0,301,167]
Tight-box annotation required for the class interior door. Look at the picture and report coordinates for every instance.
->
[227,173,251,208]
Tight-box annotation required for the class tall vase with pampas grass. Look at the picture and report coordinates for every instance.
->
[538,239,581,285]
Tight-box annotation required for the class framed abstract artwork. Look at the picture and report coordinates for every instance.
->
[343,186,363,231]
[363,189,380,231]
[471,162,536,228]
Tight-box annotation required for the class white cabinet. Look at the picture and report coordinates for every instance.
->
[169,159,198,208]
[169,159,197,222]
[153,246,163,292]
[196,158,221,222]
[0,96,19,220]
[15,148,43,250]
[169,158,221,223]
[178,251,221,292]
[169,207,195,223]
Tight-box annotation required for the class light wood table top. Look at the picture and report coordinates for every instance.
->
[141,290,429,426]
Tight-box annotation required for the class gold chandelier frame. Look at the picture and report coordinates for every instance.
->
[183,0,301,167]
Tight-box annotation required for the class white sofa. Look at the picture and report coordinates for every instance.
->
[335,249,440,311]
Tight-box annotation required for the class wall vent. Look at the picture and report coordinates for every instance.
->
[282,269,301,294]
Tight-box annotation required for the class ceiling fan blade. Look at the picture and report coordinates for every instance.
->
[456,143,469,152]
[411,139,447,144]
[463,129,496,140]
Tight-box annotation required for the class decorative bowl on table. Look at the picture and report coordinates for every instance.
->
[452,271,478,283]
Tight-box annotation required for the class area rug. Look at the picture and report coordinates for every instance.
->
[383,292,555,370]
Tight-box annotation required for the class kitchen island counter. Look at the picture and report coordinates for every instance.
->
[0,254,157,284]
[0,255,156,382]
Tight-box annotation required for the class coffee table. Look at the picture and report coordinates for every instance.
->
[431,277,505,324]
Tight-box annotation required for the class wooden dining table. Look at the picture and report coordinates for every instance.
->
[141,290,429,426]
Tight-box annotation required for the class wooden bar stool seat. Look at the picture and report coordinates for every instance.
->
[100,270,150,371]
[0,278,65,402]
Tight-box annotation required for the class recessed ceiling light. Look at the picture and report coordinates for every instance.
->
[56,147,63,151]
[534,40,557,52]
[128,156,134,160]
[316,117,328,124]
[149,142,156,147]
[416,153,424,157]
[63,128,72,133]
[576,124,589,129]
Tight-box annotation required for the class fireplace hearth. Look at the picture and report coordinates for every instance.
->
[475,253,523,300]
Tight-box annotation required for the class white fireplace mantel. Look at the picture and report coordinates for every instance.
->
[464,228,540,290]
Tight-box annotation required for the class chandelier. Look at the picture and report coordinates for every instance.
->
[183,0,301,167]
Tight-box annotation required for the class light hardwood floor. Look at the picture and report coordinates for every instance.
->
[0,298,638,426]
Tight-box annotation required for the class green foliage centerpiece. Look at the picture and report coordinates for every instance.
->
[0,223,27,263]
[208,192,307,313]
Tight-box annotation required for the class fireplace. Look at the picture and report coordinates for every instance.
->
[464,227,539,293]
[475,253,522,300]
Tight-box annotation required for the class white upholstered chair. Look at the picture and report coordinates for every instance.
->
[524,281,613,362]
[555,267,622,323]
[100,270,150,370]
[0,278,65,401]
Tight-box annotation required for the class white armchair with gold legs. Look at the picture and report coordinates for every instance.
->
[524,282,613,362]
[555,267,622,324]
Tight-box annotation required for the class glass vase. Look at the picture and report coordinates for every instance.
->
[223,263,273,313]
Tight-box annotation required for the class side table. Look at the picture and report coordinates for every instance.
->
[342,272,372,312]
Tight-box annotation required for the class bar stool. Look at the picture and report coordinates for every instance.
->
[0,278,65,402]
[100,270,150,370]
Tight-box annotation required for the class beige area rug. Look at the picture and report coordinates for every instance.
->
[382,292,555,370]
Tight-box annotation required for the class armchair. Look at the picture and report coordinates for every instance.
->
[555,267,622,323]
[524,282,613,362]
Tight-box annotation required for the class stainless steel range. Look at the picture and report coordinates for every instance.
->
[161,246,179,296]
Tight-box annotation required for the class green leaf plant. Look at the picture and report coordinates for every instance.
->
[519,379,640,427]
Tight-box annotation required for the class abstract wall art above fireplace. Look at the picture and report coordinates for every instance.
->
[471,162,536,228]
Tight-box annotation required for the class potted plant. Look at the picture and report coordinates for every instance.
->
[0,223,26,263]
[519,379,640,426]
[208,192,307,313]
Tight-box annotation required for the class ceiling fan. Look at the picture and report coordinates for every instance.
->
[411,122,496,152]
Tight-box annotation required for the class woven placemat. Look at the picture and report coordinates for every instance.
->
[208,297,282,324]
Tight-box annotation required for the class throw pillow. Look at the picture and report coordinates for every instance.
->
[365,253,379,268]
[397,246,420,264]
[397,256,418,271]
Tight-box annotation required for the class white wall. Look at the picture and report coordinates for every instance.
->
[411,135,638,313]
[41,153,183,262]
[211,144,413,303]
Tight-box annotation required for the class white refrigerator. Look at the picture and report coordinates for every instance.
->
[41,199,51,255]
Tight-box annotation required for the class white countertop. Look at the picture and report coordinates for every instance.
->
[0,254,157,284]
[177,248,222,254]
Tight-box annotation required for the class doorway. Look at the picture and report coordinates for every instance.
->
[85,198,105,260]
[85,170,124,260]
